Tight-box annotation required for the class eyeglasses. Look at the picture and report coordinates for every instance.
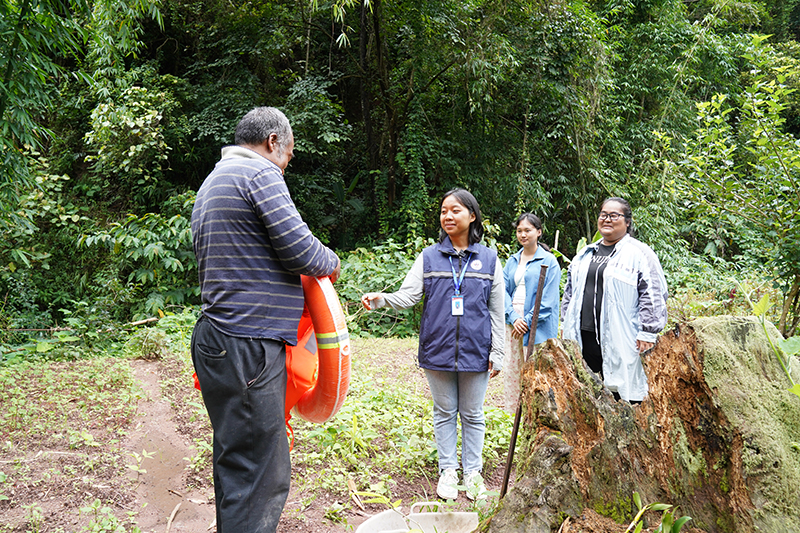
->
[598,212,625,221]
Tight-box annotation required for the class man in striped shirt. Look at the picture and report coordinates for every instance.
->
[191,107,340,533]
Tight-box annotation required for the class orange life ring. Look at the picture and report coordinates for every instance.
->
[192,275,350,445]
[284,275,351,425]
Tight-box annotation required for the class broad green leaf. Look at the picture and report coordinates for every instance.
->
[673,516,692,532]
[788,384,800,399]
[779,336,800,356]
[36,342,54,353]
[752,293,771,317]
[633,491,643,510]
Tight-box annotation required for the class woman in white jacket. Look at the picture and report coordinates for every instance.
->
[560,197,668,402]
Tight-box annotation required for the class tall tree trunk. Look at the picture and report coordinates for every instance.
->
[371,0,397,209]
[360,0,376,170]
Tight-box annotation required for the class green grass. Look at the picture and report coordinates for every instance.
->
[0,308,512,530]
[288,337,512,501]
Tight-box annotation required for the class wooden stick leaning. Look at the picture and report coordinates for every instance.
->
[500,264,549,498]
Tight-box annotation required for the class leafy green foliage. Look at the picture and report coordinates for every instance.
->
[83,86,171,207]
[0,0,162,225]
[0,0,85,210]
[79,192,198,318]
[337,239,428,337]
[681,36,800,336]
[85,0,164,97]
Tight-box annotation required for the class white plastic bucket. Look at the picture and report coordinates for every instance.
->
[355,502,479,533]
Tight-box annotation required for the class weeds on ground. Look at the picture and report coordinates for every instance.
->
[80,499,142,533]
[290,337,512,506]
[0,356,143,528]
[0,358,142,448]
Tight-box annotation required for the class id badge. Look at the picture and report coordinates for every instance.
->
[451,296,464,316]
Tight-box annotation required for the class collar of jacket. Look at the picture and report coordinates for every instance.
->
[511,245,548,263]
[436,235,480,256]
[586,233,630,253]
[220,145,282,173]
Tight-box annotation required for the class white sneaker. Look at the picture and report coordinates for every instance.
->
[464,471,487,501]
[436,468,459,500]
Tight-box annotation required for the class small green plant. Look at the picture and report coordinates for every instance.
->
[23,503,44,533]
[624,492,692,533]
[67,429,101,449]
[185,437,212,474]
[323,501,349,524]
[127,449,155,479]
[80,499,142,533]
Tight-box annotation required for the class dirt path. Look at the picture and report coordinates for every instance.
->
[128,360,216,532]
[131,359,356,533]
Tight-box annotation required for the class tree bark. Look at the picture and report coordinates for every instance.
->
[779,274,800,337]
[488,317,800,533]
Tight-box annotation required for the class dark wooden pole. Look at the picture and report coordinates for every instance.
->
[500,264,549,498]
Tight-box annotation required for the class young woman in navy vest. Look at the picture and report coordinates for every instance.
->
[361,188,505,501]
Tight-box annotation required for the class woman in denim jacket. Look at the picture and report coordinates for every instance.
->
[502,213,561,413]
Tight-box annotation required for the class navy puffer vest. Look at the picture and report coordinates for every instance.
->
[418,237,497,372]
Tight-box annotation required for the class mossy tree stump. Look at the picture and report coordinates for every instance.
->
[488,316,800,533]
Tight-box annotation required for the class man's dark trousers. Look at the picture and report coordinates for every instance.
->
[191,315,291,533]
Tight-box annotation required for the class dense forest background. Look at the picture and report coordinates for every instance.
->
[3,0,800,353]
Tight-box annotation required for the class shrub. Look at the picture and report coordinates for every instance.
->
[337,238,430,338]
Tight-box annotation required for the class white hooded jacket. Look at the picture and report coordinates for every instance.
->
[561,234,668,401]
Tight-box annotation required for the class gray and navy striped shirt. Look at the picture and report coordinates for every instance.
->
[191,145,339,345]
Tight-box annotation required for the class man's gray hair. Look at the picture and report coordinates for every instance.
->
[234,107,293,153]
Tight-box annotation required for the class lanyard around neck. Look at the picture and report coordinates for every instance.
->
[449,252,472,295]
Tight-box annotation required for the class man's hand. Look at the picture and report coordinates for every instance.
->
[489,361,500,378]
[330,259,341,283]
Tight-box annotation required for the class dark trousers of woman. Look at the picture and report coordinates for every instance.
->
[191,315,291,533]
[580,329,603,375]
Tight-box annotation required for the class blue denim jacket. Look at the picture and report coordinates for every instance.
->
[502,246,561,346]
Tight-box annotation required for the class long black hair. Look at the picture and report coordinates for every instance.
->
[601,197,634,236]
[438,188,484,245]
[514,213,550,251]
